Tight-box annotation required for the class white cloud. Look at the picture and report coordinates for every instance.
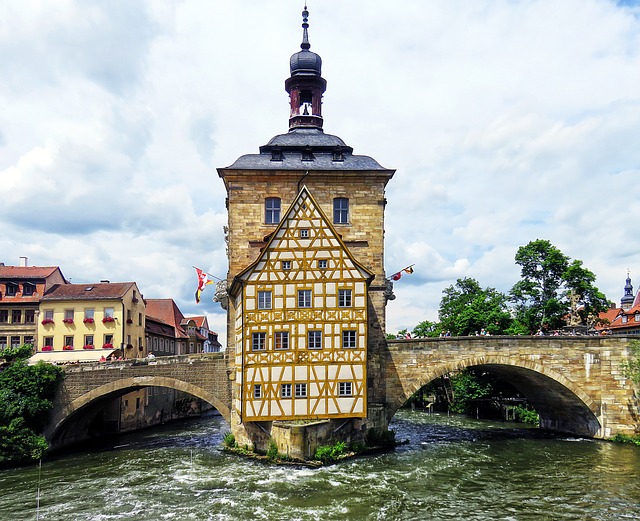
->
[1,0,639,340]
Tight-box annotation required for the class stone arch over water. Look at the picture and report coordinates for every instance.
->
[48,376,231,447]
[387,354,602,438]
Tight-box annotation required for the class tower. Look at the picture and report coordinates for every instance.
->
[217,7,395,458]
[621,272,635,311]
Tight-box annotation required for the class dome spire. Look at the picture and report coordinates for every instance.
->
[286,4,327,131]
[301,5,310,50]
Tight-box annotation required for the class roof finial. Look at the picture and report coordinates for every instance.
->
[301,5,310,51]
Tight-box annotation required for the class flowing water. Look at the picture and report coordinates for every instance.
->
[1,411,639,520]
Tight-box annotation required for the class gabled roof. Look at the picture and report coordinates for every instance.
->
[229,185,374,296]
[145,298,189,339]
[0,266,65,281]
[183,315,209,329]
[42,282,136,301]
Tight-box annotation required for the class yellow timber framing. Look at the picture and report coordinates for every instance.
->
[229,186,373,422]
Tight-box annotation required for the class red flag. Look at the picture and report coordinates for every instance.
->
[391,272,402,281]
[194,267,213,303]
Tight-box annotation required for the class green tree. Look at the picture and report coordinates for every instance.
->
[412,320,441,338]
[0,345,63,466]
[439,277,512,336]
[510,240,608,333]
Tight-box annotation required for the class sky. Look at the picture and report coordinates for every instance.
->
[1,0,639,340]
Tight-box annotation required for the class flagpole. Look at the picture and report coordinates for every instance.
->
[191,266,225,282]
[387,264,415,280]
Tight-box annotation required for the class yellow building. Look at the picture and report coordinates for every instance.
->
[35,281,146,362]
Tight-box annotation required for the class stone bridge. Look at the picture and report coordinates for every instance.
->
[383,335,638,438]
[45,353,231,445]
[46,336,639,444]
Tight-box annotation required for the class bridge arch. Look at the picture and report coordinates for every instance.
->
[48,375,231,446]
[388,353,602,437]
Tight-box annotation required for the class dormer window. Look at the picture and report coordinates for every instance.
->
[23,283,36,296]
[5,283,18,297]
[301,147,315,161]
[635,313,640,323]
[332,148,344,162]
[622,315,628,323]
[271,148,284,161]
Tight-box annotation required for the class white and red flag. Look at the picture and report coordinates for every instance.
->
[194,267,214,303]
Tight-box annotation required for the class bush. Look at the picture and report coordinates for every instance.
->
[513,405,540,426]
[611,434,640,446]
[266,439,279,460]
[222,432,236,448]
[314,441,346,463]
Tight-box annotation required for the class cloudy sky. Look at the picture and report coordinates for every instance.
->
[1,0,639,340]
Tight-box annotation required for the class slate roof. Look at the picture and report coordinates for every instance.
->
[43,282,135,300]
[219,128,393,173]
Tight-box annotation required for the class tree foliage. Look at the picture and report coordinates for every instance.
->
[0,345,63,465]
[439,278,512,336]
[510,239,608,333]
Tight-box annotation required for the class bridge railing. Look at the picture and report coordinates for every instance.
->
[60,352,226,373]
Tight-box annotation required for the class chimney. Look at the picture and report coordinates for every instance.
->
[19,256,28,267]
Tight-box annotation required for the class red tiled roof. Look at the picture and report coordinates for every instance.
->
[145,299,188,339]
[184,315,208,329]
[43,282,136,300]
[0,266,63,279]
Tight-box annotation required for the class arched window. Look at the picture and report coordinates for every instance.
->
[265,197,281,224]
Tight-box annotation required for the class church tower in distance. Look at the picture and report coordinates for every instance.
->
[217,6,395,458]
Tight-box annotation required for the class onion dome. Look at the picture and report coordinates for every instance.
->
[290,7,322,76]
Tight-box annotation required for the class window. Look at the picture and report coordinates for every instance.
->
[127,310,132,322]
[252,332,266,351]
[84,335,94,348]
[339,289,352,308]
[635,314,640,323]
[298,289,312,308]
[274,331,289,350]
[333,197,349,224]
[23,335,33,346]
[23,283,35,296]
[253,384,262,399]
[5,283,18,297]
[318,260,327,269]
[0,337,6,350]
[10,336,20,348]
[258,291,272,310]
[308,331,322,349]
[25,310,35,323]
[295,383,307,398]
[342,330,357,348]
[282,261,291,270]
[281,383,292,398]
[12,310,21,324]
[0,310,8,323]
[138,313,143,326]
[44,309,54,321]
[104,307,114,318]
[104,334,113,346]
[64,336,74,348]
[43,337,54,348]
[85,308,94,320]
[136,397,140,410]
[64,309,74,322]
[265,197,281,224]
[339,382,353,396]
[622,315,629,324]
[299,229,309,238]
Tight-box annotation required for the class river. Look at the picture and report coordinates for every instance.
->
[1,410,639,520]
